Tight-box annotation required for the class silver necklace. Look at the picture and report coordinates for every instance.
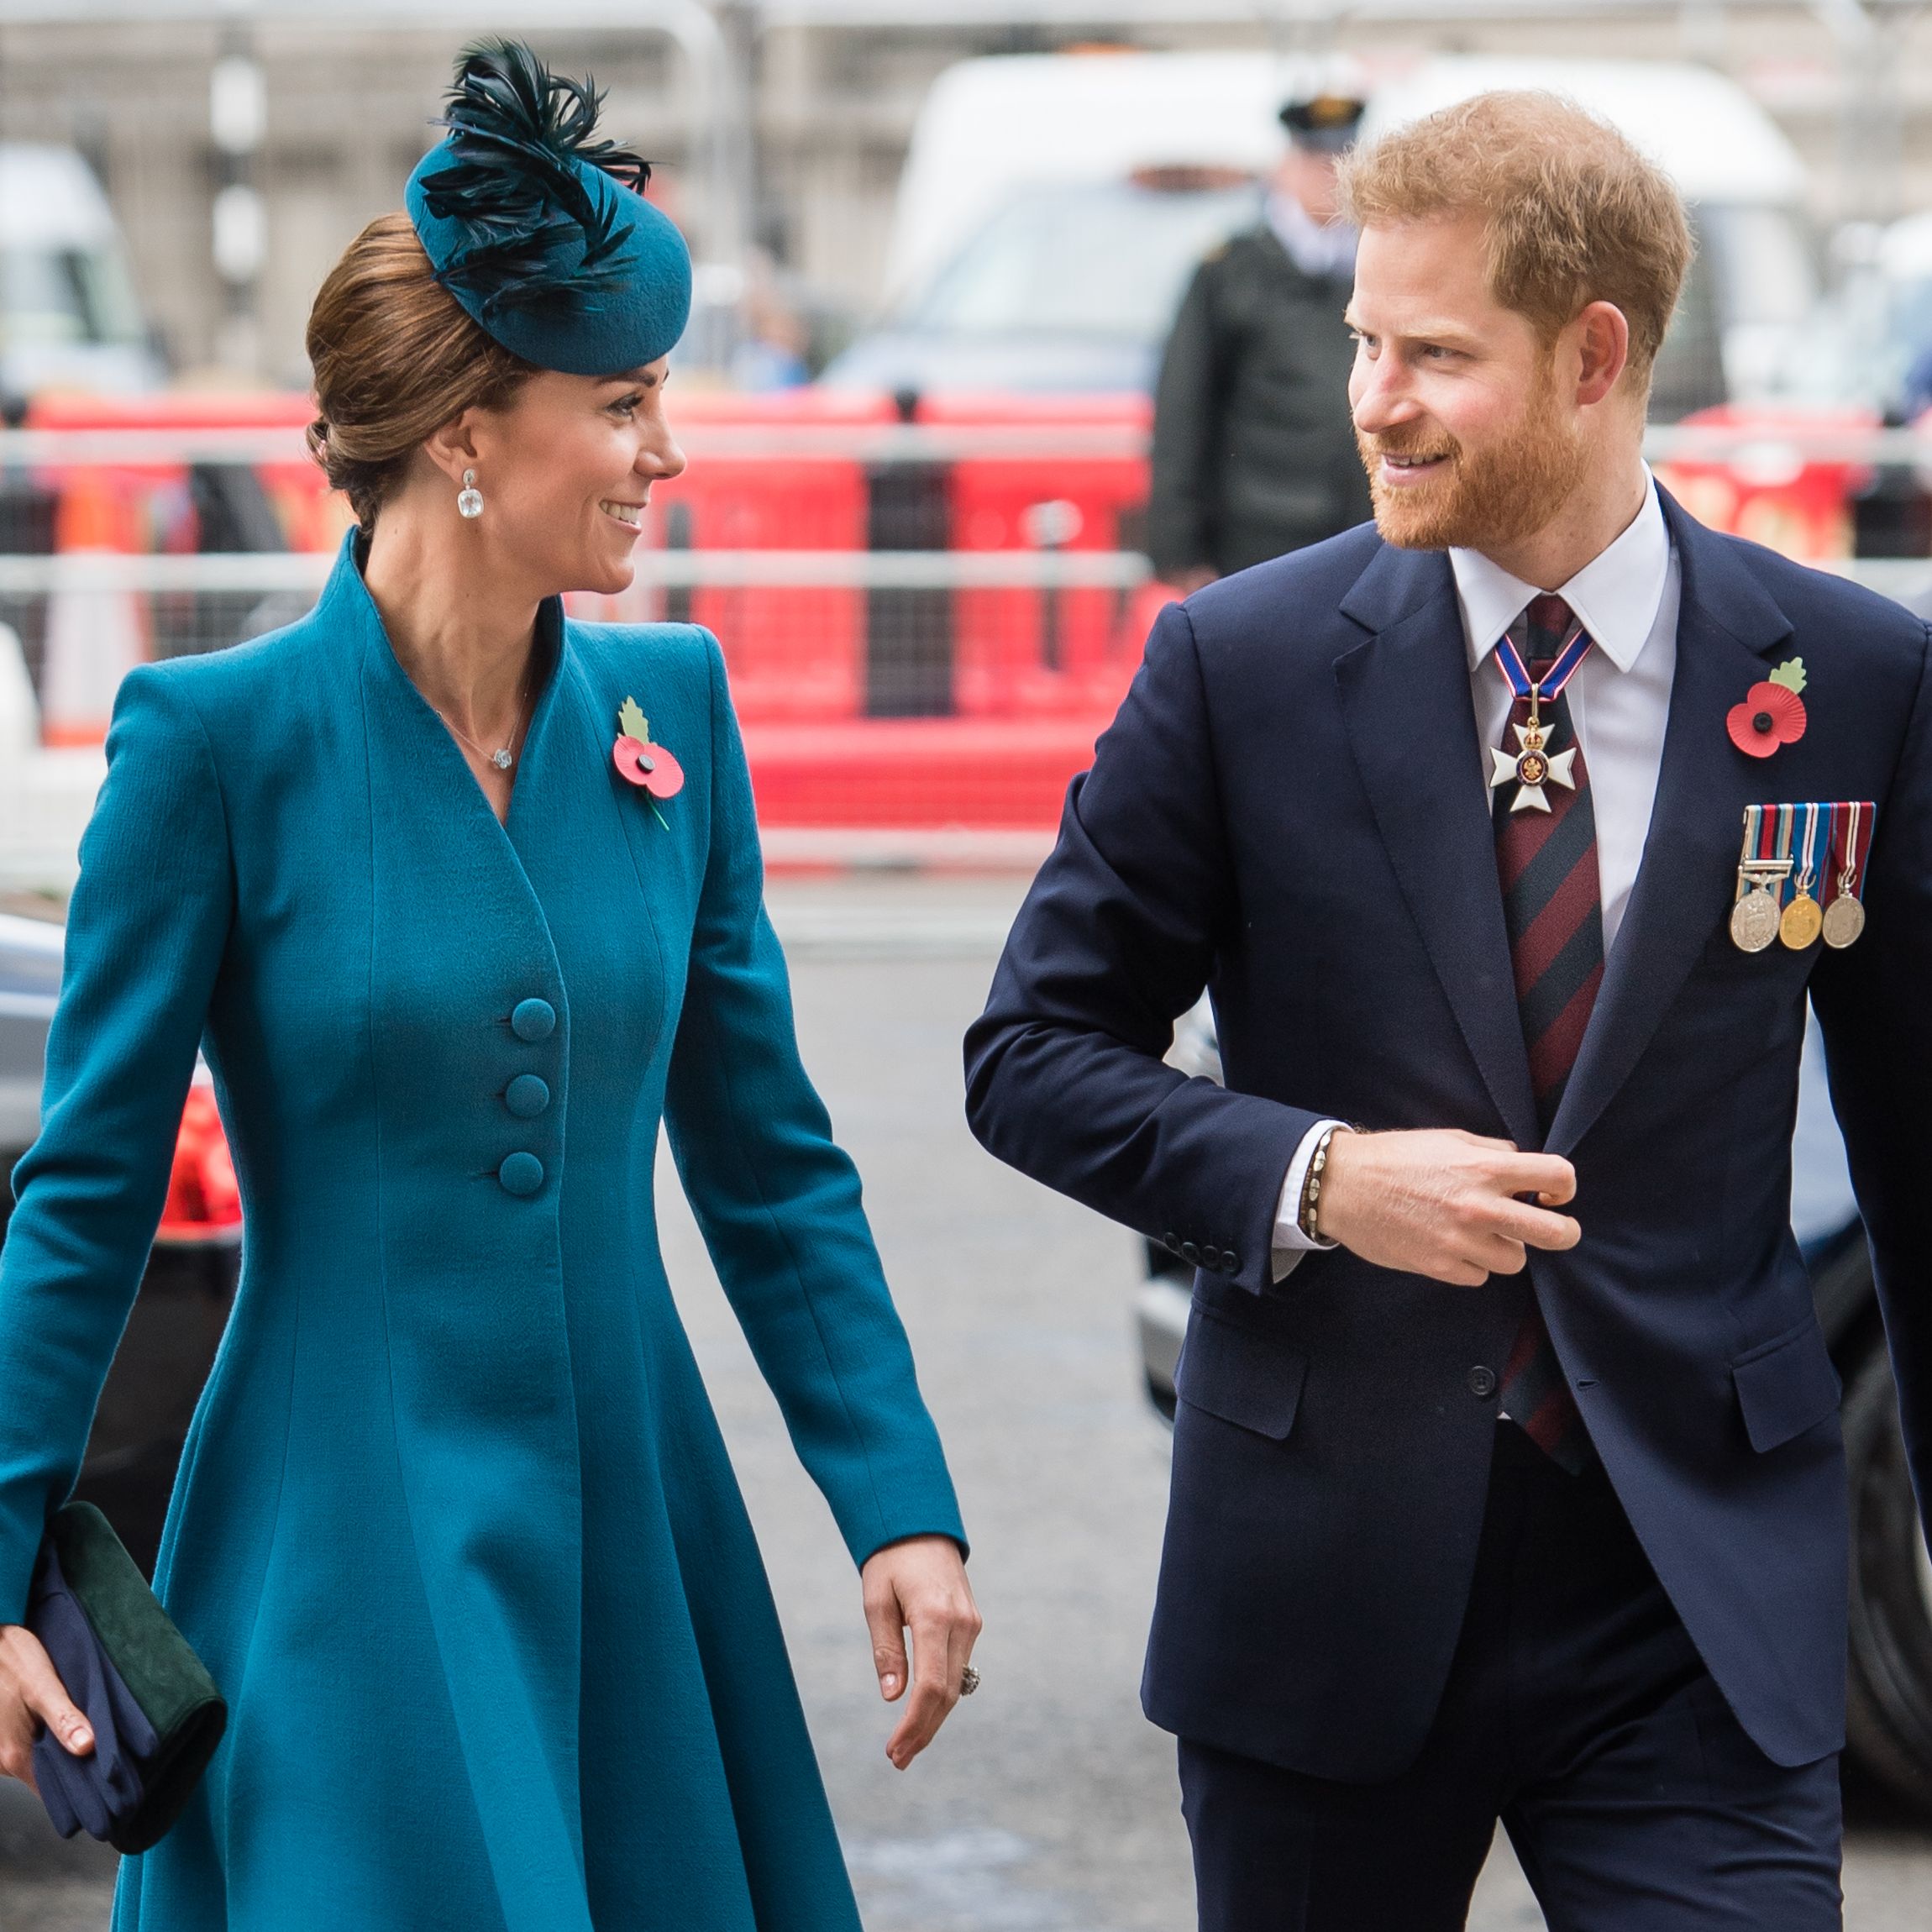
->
[439,673,533,773]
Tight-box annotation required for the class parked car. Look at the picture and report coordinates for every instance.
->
[1137,1000,1932,1814]
[825,51,1817,410]
[0,909,239,1576]
[0,144,161,410]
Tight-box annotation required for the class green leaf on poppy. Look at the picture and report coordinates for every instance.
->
[618,696,650,743]
[1768,658,1807,695]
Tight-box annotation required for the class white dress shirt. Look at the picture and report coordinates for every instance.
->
[1269,477,1681,1276]
[1264,192,1358,281]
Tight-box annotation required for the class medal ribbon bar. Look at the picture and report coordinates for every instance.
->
[1731,801,1877,954]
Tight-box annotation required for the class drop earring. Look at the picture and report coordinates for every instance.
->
[457,469,484,519]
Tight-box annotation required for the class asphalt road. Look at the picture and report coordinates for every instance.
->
[2,874,1929,1929]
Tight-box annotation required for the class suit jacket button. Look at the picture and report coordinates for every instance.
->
[505,1074,550,1119]
[1163,1231,1180,1252]
[1181,1241,1201,1264]
[1221,1252,1241,1273]
[499,1152,544,1196]
[1200,1245,1221,1269]
[1467,1365,1498,1399]
[511,998,556,1042]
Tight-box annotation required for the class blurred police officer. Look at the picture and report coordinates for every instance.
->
[1148,92,1372,593]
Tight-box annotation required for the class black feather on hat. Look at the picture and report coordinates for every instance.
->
[414,39,650,323]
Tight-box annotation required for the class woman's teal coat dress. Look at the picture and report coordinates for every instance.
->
[0,532,966,1929]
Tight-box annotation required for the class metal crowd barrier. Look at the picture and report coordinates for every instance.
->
[3,421,1932,466]
[6,417,1932,890]
[0,550,1152,594]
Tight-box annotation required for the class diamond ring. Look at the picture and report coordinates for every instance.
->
[959,1664,980,1697]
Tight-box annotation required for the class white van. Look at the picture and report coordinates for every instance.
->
[0,144,160,406]
[824,51,1815,417]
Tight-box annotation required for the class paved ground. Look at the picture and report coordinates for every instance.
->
[1,874,1928,1928]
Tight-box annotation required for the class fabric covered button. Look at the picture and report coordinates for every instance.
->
[505,1074,550,1119]
[511,998,556,1042]
[1467,1365,1498,1399]
[498,1152,544,1196]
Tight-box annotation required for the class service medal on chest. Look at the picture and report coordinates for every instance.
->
[1489,720,1578,815]
[1730,863,1789,953]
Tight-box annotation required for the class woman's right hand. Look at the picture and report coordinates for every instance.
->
[0,1623,92,1792]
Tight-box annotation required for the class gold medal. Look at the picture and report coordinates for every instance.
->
[1823,890,1866,949]
[1779,806,1824,949]
[1779,891,1822,949]
[1730,883,1782,953]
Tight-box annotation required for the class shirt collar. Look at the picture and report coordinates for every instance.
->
[1449,472,1668,677]
[1263,192,1358,280]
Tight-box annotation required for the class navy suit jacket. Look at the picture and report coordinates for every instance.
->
[965,493,1932,1780]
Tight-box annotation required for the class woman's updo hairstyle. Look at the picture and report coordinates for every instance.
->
[305,213,538,528]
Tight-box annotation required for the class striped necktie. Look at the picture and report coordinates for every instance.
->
[1492,592,1599,1473]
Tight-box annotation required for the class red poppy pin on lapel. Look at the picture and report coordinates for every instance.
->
[613,696,684,827]
[1727,658,1808,760]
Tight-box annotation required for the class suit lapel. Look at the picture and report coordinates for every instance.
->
[1335,543,1541,1148]
[1545,491,1793,1155]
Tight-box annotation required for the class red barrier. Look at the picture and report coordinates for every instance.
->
[922,391,1150,719]
[742,715,1109,827]
[28,390,343,554]
[645,389,892,722]
[1653,402,1868,563]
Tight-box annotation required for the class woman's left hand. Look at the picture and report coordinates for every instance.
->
[859,1535,981,1771]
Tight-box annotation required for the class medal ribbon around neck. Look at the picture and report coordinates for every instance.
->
[1489,618,1594,814]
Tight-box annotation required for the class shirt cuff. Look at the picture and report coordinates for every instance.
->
[1271,1119,1345,1282]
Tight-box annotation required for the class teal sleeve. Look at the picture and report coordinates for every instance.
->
[0,668,233,1620]
[661,634,966,1567]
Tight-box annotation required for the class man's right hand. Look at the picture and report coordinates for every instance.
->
[1316,1128,1581,1286]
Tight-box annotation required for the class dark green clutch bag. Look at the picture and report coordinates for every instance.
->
[28,1502,228,1854]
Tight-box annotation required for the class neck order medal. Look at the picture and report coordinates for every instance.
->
[1489,624,1592,814]
[1490,718,1578,814]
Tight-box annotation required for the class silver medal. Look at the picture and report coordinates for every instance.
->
[1730,884,1782,953]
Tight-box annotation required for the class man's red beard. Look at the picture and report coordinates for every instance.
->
[1356,359,1588,553]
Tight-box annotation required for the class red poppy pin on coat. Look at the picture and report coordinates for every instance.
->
[1727,658,1808,759]
[613,696,684,827]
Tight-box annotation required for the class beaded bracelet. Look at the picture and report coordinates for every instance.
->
[1298,1124,1347,1242]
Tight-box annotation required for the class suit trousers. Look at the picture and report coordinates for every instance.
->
[1176,1424,1842,1931]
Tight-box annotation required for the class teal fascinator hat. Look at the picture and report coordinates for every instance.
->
[405,40,692,375]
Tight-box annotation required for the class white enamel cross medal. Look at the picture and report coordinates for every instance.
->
[1489,718,1578,814]
[1490,622,1593,815]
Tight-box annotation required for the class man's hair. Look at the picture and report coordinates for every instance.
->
[1339,91,1693,386]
